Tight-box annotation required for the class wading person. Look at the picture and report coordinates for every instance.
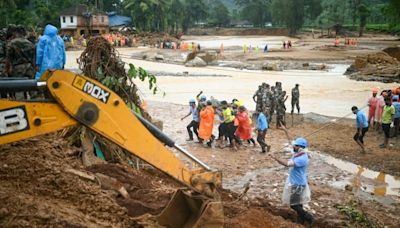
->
[255,111,271,153]
[269,126,314,226]
[351,106,368,153]
[199,101,215,147]
[380,97,395,148]
[181,99,199,141]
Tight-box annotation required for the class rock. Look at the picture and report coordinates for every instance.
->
[154,54,164,61]
[185,57,207,67]
[262,63,281,71]
[383,46,400,61]
[302,63,310,67]
[197,51,218,64]
[345,184,353,191]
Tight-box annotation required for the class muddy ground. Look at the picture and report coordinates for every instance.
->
[0,100,399,227]
[147,101,400,227]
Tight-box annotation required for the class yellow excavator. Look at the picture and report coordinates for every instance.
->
[0,70,224,227]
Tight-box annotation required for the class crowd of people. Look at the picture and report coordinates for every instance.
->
[0,24,66,82]
[353,87,400,152]
[181,82,301,153]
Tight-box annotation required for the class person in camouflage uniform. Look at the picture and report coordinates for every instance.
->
[6,25,35,79]
[291,84,300,114]
[276,90,288,128]
[253,85,264,112]
[270,86,276,124]
[0,29,7,77]
[262,83,272,119]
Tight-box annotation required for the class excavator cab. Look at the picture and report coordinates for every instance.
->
[0,70,224,227]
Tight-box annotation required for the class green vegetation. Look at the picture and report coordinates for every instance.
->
[1,0,399,35]
[335,199,383,228]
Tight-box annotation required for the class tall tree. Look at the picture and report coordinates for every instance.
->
[236,0,271,27]
[271,0,306,35]
[358,4,370,36]
[209,0,231,27]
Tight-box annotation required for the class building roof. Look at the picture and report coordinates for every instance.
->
[60,4,106,16]
[107,12,132,27]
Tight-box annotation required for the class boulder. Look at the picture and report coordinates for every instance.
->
[154,54,164,61]
[383,46,400,61]
[197,51,218,64]
[185,57,207,67]
[262,63,281,71]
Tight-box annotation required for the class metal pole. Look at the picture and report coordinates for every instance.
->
[174,144,212,171]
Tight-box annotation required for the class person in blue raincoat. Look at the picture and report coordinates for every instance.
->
[35,24,66,79]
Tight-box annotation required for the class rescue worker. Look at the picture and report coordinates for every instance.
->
[199,101,215,147]
[269,126,314,226]
[392,95,400,137]
[35,23,66,79]
[375,92,386,130]
[181,99,199,141]
[217,101,236,149]
[262,84,272,117]
[367,89,379,126]
[270,86,276,123]
[235,106,256,146]
[253,85,264,112]
[291,84,300,114]
[380,97,395,148]
[276,91,288,128]
[351,106,368,153]
[6,25,35,79]
[255,111,271,153]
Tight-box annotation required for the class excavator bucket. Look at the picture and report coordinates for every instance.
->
[157,189,224,228]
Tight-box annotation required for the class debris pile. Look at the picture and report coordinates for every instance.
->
[0,133,300,227]
[133,32,180,47]
[345,51,400,82]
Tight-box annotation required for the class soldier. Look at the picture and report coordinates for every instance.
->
[0,29,6,77]
[253,85,264,112]
[262,84,272,117]
[6,25,35,79]
[291,84,300,114]
[270,86,276,123]
[276,91,288,128]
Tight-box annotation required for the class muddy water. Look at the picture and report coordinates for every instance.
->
[118,58,397,118]
[65,42,397,118]
[316,152,400,197]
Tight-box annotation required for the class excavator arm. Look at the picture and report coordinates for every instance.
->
[0,70,223,227]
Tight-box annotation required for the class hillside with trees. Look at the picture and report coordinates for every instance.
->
[1,0,399,35]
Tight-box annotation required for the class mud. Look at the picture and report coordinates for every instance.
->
[146,101,400,227]
[0,135,138,227]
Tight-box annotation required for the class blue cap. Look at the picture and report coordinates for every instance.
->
[189,98,196,103]
[393,95,399,101]
[200,95,207,101]
[293,137,308,148]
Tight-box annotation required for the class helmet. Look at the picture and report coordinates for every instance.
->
[200,95,206,101]
[372,89,378,93]
[189,98,196,103]
[393,95,399,101]
[294,137,308,148]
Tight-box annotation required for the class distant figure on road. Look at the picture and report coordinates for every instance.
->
[351,106,368,153]
[35,23,66,79]
[264,44,268,53]
[283,41,286,49]
[291,84,300,114]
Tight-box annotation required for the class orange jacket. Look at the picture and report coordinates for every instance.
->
[199,106,214,140]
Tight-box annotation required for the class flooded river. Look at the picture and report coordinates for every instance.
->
[65,40,397,118]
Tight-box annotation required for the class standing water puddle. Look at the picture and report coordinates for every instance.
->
[315,152,400,197]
